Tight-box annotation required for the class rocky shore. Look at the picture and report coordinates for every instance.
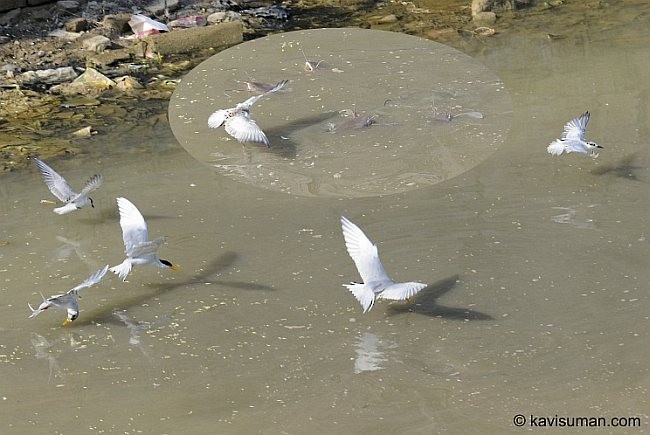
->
[0,0,550,171]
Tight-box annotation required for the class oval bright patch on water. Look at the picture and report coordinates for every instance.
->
[169,28,512,197]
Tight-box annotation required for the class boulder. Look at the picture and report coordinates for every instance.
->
[140,21,243,56]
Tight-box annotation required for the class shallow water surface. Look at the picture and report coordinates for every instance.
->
[2,6,650,434]
[170,29,512,198]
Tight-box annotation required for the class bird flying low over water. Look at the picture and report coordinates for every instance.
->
[208,79,288,147]
[547,111,603,158]
[340,216,427,313]
[33,157,103,214]
[110,197,178,281]
[28,265,109,325]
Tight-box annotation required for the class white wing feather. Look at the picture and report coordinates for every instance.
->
[340,216,392,286]
[68,265,109,295]
[377,282,427,301]
[116,197,149,256]
[33,157,77,202]
[74,174,103,201]
[225,115,269,146]
[237,94,264,111]
[562,111,589,141]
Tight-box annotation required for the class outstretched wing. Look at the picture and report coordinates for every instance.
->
[68,265,109,296]
[378,282,427,301]
[73,174,102,201]
[562,111,589,141]
[116,197,149,255]
[225,115,269,146]
[340,216,392,286]
[33,157,77,202]
[237,94,264,111]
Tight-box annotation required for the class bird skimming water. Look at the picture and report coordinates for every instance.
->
[547,111,603,158]
[28,265,109,325]
[340,216,427,313]
[208,79,287,147]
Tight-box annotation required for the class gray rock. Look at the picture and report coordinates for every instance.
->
[19,66,78,84]
[0,8,21,26]
[56,1,80,11]
[86,48,132,68]
[81,35,112,52]
[168,15,207,28]
[146,0,180,17]
[206,11,242,24]
[48,29,82,40]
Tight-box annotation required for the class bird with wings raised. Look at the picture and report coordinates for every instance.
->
[340,216,427,313]
[110,197,178,281]
[33,157,102,214]
[547,111,603,158]
[208,79,287,147]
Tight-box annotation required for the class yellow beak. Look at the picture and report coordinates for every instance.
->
[170,265,180,271]
[62,318,72,326]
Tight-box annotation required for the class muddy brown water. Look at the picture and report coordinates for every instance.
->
[2,4,649,433]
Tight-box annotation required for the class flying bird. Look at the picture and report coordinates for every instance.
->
[110,197,178,281]
[208,79,287,147]
[33,157,102,214]
[340,216,427,313]
[547,111,603,158]
[28,265,109,325]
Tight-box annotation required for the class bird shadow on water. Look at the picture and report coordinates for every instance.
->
[590,153,646,182]
[78,251,273,325]
[264,111,340,159]
[385,274,493,320]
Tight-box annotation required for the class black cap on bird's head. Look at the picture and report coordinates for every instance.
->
[588,141,603,149]
[89,197,95,208]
